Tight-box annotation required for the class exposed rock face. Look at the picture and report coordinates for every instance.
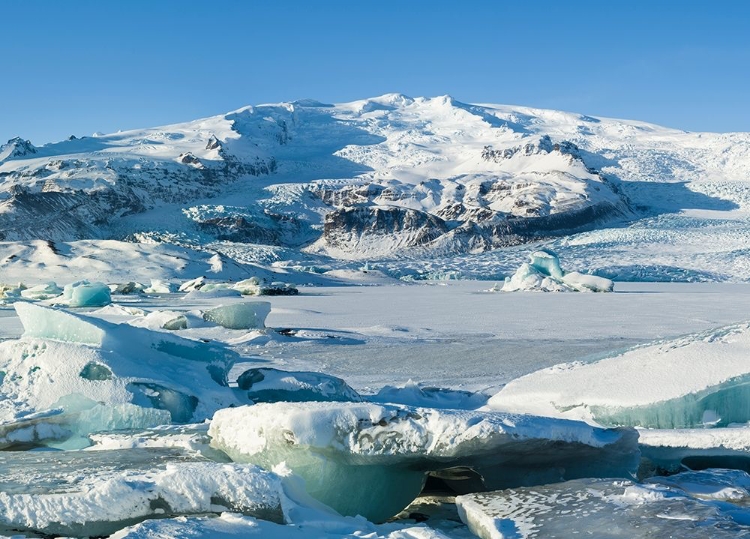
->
[321,206,449,254]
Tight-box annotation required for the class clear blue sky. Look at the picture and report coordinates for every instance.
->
[2,1,749,144]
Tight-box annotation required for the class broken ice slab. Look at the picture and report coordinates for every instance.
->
[209,402,639,523]
[144,279,178,294]
[638,426,750,476]
[489,321,750,429]
[456,477,750,539]
[2,304,243,440]
[0,448,285,537]
[87,423,231,461]
[203,302,271,330]
[14,302,237,382]
[237,367,362,403]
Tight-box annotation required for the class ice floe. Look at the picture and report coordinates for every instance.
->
[209,402,639,522]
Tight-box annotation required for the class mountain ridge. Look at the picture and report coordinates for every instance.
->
[1,94,748,266]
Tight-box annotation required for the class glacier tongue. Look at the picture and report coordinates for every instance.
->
[208,402,639,522]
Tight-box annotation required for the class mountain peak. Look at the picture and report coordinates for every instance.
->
[0,137,37,163]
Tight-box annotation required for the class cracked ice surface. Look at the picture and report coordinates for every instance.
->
[456,476,750,539]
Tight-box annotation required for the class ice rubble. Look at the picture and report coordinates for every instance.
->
[237,368,362,403]
[0,303,243,446]
[488,321,750,429]
[0,448,286,537]
[456,475,750,539]
[209,402,639,522]
[500,249,613,292]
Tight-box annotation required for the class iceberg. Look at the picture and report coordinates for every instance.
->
[456,476,750,539]
[209,402,639,522]
[237,368,362,403]
[57,280,112,307]
[0,303,243,445]
[203,302,272,330]
[488,321,750,429]
[0,448,285,537]
[500,249,613,292]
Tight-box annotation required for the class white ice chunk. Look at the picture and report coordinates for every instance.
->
[488,321,750,429]
[561,271,615,292]
[0,449,285,537]
[144,279,178,294]
[203,302,271,330]
[20,281,62,301]
[237,368,362,403]
[179,276,207,292]
[233,277,262,295]
[209,402,639,522]
[456,477,750,539]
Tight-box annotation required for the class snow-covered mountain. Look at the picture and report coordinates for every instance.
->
[1,94,749,270]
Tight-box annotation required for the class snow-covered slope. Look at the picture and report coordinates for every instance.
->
[2,94,749,273]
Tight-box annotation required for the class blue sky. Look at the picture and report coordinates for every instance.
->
[2,1,749,144]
